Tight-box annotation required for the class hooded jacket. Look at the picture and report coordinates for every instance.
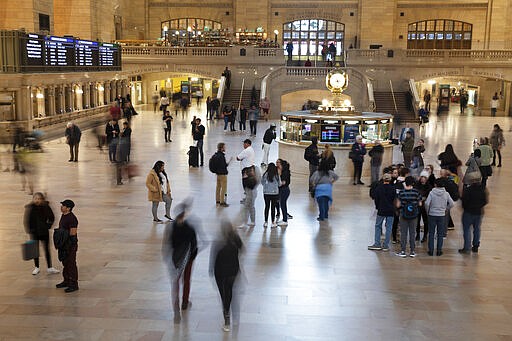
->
[425,187,454,217]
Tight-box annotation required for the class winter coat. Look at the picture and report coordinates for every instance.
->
[146,169,171,202]
[24,202,55,239]
[490,129,505,150]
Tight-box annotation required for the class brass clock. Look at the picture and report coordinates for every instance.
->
[326,69,348,92]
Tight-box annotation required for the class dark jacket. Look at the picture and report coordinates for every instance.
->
[304,143,320,166]
[440,177,460,201]
[373,183,397,216]
[212,151,228,175]
[351,142,366,163]
[193,124,205,141]
[368,144,384,166]
[414,181,432,201]
[65,125,81,145]
[263,128,276,144]
[211,232,243,279]
[322,155,336,170]
[24,202,55,239]
[412,145,425,168]
[462,184,487,215]
[167,220,198,270]
[279,168,291,187]
[105,122,120,144]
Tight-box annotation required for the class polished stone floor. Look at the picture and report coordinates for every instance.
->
[0,102,511,340]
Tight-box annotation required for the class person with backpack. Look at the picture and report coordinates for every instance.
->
[210,143,232,207]
[425,178,455,256]
[395,176,422,257]
[304,137,320,197]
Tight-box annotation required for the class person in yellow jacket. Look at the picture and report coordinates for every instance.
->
[146,160,172,222]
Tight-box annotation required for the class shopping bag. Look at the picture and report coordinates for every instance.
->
[21,240,39,261]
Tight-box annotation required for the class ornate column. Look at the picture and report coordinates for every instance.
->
[47,85,56,116]
[105,81,111,103]
[83,83,90,109]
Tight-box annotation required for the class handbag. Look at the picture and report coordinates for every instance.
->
[348,151,356,160]
[21,240,39,261]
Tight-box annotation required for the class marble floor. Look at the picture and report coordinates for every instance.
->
[0,102,511,340]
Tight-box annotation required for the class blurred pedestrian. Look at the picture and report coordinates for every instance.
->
[350,135,366,185]
[64,122,81,162]
[310,160,339,221]
[105,119,120,162]
[146,161,173,222]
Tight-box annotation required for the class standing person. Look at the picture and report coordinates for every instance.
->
[162,203,198,324]
[237,139,256,202]
[239,166,259,228]
[211,97,220,119]
[490,124,505,167]
[285,42,293,60]
[259,97,271,121]
[320,144,336,171]
[238,104,247,131]
[423,90,431,112]
[163,110,173,142]
[310,160,339,221]
[105,119,120,162]
[425,178,454,256]
[229,105,237,132]
[415,171,432,243]
[304,137,321,196]
[206,96,212,120]
[368,173,396,252]
[261,163,281,228]
[109,101,121,120]
[276,159,291,227]
[460,90,468,114]
[24,192,59,275]
[490,92,499,117]
[146,161,173,222]
[160,95,170,115]
[64,122,81,162]
[209,220,243,332]
[193,118,206,167]
[368,140,384,184]
[116,121,132,185]
[328,42,337,62]
[401,131,414,167]
[477,137,493,188]
[152,93,160,113]
[261,123,276,167]
[395,176,422,258]
[210,143,232,207]
[222,67,231,90]
[438,144,461,174]
[410,139,425,177]
[223,106,231,131]
[248,104,259,136]
[459,172,488,254]
[350,135,366,185]
[55,199,79,293]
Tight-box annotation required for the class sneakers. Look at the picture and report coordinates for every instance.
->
[472,246,479,253]
[32,267,40,275]
[287,213,293,219]
[56,281,68,288]
[64,287,79,293]
[263,222,268,228]
[47,267,60,274]
[278,221,288,227]
[436,251,443,256]
[368,245,382,251]
[381,247,390,252]
[458,248,470,254]
[223,324,230,332]
[271,222,277,228]
[153,218,163,223]
[396,251,407,258]
[409,251,416,258]
[247,222,255,228]
[219,203,230,207]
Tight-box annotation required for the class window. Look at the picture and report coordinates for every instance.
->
[39,13,50,32]
[161,18,223,45]
[282,19,345,60]
[407,19,472,49]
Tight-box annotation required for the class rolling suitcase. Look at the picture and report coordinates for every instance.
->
[188,146,199,167]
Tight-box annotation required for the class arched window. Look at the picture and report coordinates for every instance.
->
[407,19,472,49]
[282,19,345,61]
[161,18,223,46]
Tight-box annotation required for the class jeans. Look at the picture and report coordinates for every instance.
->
[152,194,172,219]
[400,217,417,252]
[262,143,271,165]
[216,174,227,203]
[428,215,445,252]
[196,139,204,165]
[109,138,118,162]
[263,194,279,223]
[462,211,482,250]
[279,186,290,222]
[69,143,79,161]
[224,116,229,130]
[164,127,171,142]
[316,196,330,220]
[230,119,236,131]
[241,187,257,224]
[250,120,257,135]
[373,215,394,248]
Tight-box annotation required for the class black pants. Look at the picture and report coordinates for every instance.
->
[215,275,236,317]
[62,244,78,289]
[264,194,279,223]
[230,119,236,131]
[69,143,79,161]
[416,205,429,240]
[250,120,257,135]
[353,161,363,183]
[164,128,171,142]
[239,120,246,130]
[279,186,290,222]
[32,235,52,268]
[493,149,502,166]
[392,212,399,241]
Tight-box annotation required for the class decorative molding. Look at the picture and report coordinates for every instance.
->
[397,2,487,9]
[149,2,232,8]
[272,1,357,9]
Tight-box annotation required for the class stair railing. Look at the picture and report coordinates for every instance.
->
[409,78,420,115]
[389,79,398,114]
[238,78,245,112]
[218,75,226,108]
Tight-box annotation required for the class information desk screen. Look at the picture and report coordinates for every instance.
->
[45,36,75,68]
[21,34,45,71]
[99,43,120,68]
[321,125,341,143]
[343,124,359,143]
[76,40,99,67]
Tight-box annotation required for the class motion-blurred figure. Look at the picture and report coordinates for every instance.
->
[64,122,81,162]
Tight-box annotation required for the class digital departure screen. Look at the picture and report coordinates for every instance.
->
[99,43,121,69]
[21,34,45,70]
[321,125,341,143]
[45,36,75,68]
[75,40,99,67]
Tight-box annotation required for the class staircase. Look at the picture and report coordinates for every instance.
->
[374,91,416,123]
[221,88,260,109]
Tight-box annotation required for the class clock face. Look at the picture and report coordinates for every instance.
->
[330,72,346,88]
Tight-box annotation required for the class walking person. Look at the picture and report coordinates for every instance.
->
[410,139,425,178]
[261,163,281,228]
[64,122,81,162]
[237,139,256,198]
[261,123,276,167]
[401,131,414,168]
[116,121,132,185]
[223,106,231,131]
[425,178,454,256]
[55,199,79,292]
[368,173,396,252]
[458,172,488,254]
[259,97,271,121]
[395,176,422,258]
[490,92,499,117]
[162,202,198,324]
[238,104,247,131]
[163,110,173,142]
[368,140,384,184]
[24,192,60,275]
[476,137,493,188]
[248,104,259,136]
[490,124,505,167]
[350,135,366,185]
[229,105,237,132]
[209,220,243,332]
[276,159,291,227]
[193,118,206,166]
[206,96,212,120]
[209,143,232,207]
[310,160,339,221]
[304,137,321,196]
[106,119,120,162]
[160,95,170,115]
[146,161,173,223]
[438,144,461,174]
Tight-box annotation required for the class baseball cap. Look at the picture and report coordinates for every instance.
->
[270,123,276,127]
[60,199,75,209]
[382,173,392,182]
[419,170,430,178]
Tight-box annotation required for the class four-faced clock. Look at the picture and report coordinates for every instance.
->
[326,69,347,92]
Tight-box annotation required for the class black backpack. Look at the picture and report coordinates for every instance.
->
[401,201,419,220]
[209,153,220,173]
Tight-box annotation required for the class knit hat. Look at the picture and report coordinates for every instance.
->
[419,170,429,178]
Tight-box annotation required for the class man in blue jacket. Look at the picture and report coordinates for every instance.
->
[368,173,396,252]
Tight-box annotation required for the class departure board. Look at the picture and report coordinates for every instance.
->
[19,33,121,72]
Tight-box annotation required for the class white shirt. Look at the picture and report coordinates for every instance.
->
[238,146,255,170]
[491,98,499,109]
[159,173,167,193]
